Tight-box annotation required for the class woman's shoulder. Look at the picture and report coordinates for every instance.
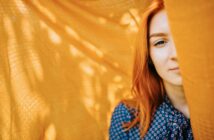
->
[109,101,139,140]
[111,100,138,123]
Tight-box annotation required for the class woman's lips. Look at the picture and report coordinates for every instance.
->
[169,67,180,73]
[169,67,179,70]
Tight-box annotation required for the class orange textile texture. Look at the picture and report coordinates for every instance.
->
[0,0,148,139]
[164,0,214,139]
[0,0,214,140]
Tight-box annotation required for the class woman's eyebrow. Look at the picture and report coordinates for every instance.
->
[149,33,168,39]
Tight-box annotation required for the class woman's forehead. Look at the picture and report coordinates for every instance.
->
[149,10,170,36]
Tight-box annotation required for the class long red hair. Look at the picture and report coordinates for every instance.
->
[123,0,165,138]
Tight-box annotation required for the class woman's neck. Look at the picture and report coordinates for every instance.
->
[163,80,190,118]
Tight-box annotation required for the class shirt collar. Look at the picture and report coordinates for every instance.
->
[163,94,191,126]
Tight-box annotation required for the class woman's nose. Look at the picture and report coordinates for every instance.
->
[169,39,178,61]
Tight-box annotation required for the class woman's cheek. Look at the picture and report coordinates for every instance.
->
[151,48,167,65]
[150,48,169,75]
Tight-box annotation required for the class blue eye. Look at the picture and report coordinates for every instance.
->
[154,40,167,47]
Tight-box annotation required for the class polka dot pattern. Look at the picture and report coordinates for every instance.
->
[109,95,194,140]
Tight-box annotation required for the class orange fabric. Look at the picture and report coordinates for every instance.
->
[0,0,214,139]
[0,0,147,139]
[164,0,214,139]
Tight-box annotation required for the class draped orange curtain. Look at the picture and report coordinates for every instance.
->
[0,0,213,139]
[164,1,214,139]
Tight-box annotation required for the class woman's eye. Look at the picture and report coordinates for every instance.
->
[153,40,167,47]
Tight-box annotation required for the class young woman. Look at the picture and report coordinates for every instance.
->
[109,0,193,139]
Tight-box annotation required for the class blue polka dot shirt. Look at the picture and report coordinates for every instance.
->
[109,95,193,140]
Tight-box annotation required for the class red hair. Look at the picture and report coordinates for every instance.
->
[122,0,165,138]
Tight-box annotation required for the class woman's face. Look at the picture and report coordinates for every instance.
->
[149,9,182,86]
